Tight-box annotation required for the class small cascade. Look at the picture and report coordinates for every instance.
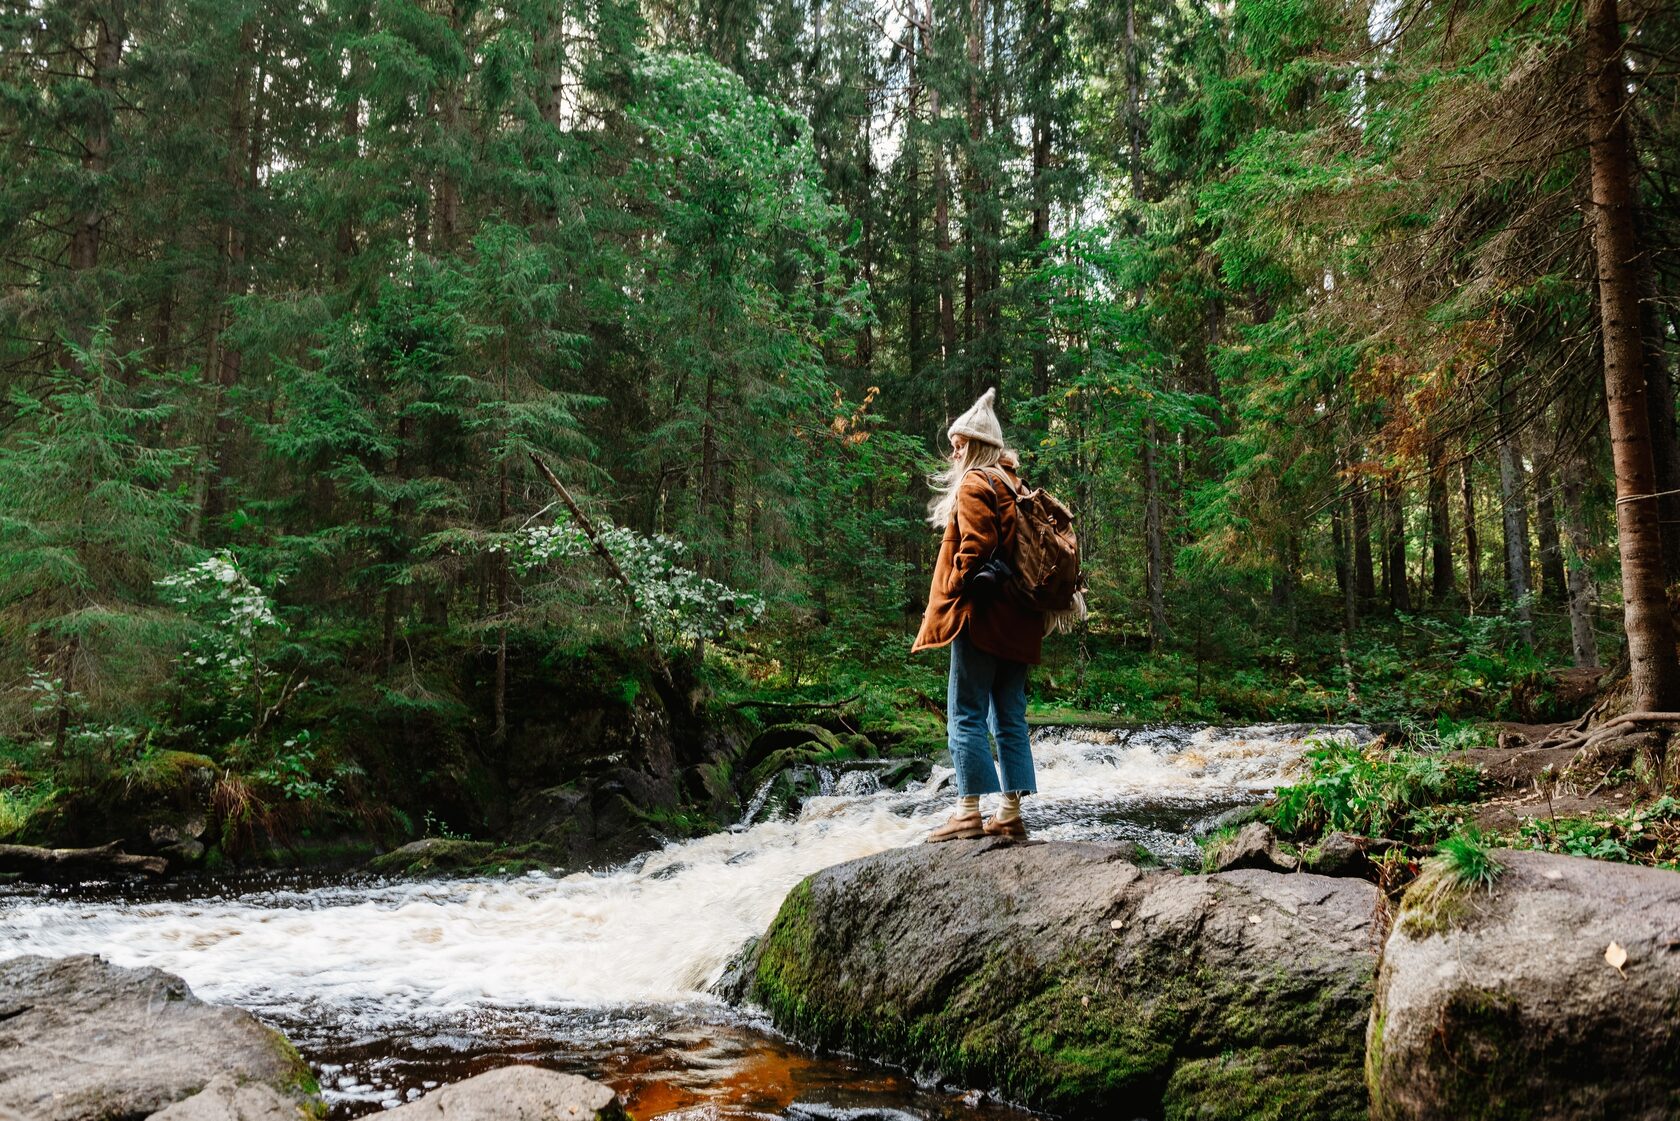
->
[0,721,1367,1119]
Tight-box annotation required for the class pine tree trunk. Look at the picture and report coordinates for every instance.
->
[1385,479,1410,612]
[1535,463,1567,603]
[69,10,124,274]
[1497,418,1536,645]
[1560,450,1601,668]
[1461,458,1482,607]
[1332,498,1357,633]
[1352,483,1376,604]
[1587,0,1680,710]
[926,0,958,378]
[1144,420,1166,647]
[906,17,925,387]
[1428,444,1454,600]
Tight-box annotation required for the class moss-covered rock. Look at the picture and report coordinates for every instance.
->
[367,837,499,875]
[1369,849,1680,1121]
[738,840,1378,1120]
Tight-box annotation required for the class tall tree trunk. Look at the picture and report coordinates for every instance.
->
[926,0,958,380]
[1534,463,1567,603]
[69,9,124,274]
[1497,416,1536,645]
[1428,444,1454,600]
[1461,458,1482,607]
[1587,0,1680,710]
[961,0,981,349]
[1560,450,1601,668]
[1352,483,1376,604]
[1385,479,1410,612]
[1143,420,1166,648]
[189,19,260,541]
[1332,498,1357,634]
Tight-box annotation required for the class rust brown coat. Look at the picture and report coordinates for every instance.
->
[911,466,1045,665]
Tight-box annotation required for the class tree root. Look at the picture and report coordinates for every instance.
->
[1521,711,1680,775]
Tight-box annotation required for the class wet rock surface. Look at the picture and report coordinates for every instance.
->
[383,1066,627,1120]
[1369,849,1680,1121]
[739,839,1381,1121]
[0,954,313,1121]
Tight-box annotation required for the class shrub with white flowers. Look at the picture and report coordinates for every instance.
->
[510,515,764,643]
[156,550,283,694]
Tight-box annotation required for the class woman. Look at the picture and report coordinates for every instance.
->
[912,388,1045,841]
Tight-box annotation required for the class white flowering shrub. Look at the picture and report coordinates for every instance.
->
[509,515,764,643]
[156,551,285,730]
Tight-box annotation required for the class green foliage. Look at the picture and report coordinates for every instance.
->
[1513,797,1680,867]
[1270,735,1481,840]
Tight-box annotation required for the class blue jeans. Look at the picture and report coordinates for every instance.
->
[947,630,1037,797]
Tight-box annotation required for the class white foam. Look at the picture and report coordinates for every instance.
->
[0,723,1361,1027]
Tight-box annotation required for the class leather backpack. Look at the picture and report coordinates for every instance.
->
[978,466,1088,634]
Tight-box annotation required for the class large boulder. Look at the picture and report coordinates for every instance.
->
[1368,849,1680,1120]
[382,1066,628,1119]
[741,839,1381,1120]
[0,955,316,1121]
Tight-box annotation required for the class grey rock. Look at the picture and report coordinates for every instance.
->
[1208,820,1299,872]
[1370,849,1680,1120]
[742,840,1378,1121]
[384,1066,627,1120]
[1303,831,1373,877]
[149,1074,306,1120]
[160,839,207,865]
[0,954,313,1121]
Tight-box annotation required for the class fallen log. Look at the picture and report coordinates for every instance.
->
[0,841,167,882]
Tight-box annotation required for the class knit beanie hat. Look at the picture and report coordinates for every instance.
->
[947,388,1004,448]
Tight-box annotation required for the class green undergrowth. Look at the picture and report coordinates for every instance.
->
[713,600,1571,736]
[1268,734,1482,844]
[1499,795,1680,869]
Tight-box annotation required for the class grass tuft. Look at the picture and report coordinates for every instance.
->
[1435,828,1503,890]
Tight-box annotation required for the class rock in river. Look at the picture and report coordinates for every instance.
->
[739,839,1381,1120]
[1368,848,1680,1121]
[383,1065,629,1119]
[0,954,315,1121]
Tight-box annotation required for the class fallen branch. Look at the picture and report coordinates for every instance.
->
[0,841,167,883]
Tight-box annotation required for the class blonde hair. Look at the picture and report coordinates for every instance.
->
[927,439,1019,528]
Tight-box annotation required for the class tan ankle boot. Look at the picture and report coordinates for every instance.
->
[926,811,985,843]
[983,814,1028,840]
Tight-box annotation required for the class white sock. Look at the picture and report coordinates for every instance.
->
[997,791,1022,822]
[959,795,981,815]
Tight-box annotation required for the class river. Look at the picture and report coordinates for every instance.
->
[0,722,1362,1118]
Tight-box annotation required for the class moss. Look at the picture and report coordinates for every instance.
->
[1165,1048,1367,1121]
[752,881,1367,1120]
[367,838,497,875]
[1396,860,1486,940]
[1419,987,1534,1121]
